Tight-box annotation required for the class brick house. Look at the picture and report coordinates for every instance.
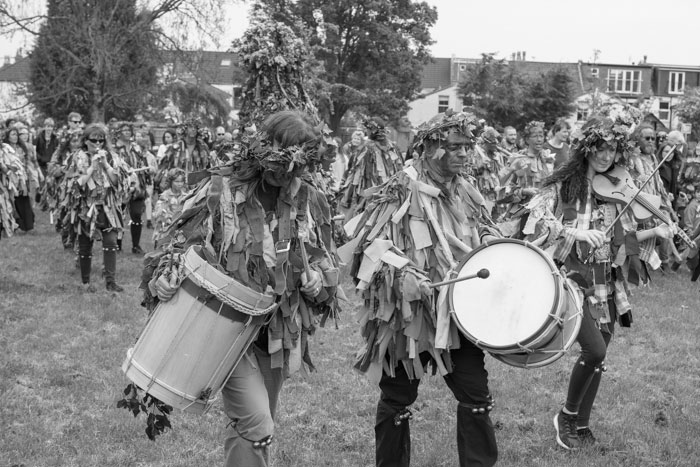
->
[650,64,700,129]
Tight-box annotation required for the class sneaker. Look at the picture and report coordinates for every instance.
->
[106,282,124,292]
[132,245,144,255]
[577,427,596,445]
[554,410,580,450]
[82,283,97,293]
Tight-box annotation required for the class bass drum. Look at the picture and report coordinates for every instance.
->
[448,239,582,368]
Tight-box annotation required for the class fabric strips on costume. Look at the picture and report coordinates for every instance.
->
[346,162,500,383]
[524,184,643,325]
[64,150,128,239]
[145,168,340,377]
[339,139,403,217]
[0,143,25,236]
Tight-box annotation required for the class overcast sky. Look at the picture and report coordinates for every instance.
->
[2,0,699,66]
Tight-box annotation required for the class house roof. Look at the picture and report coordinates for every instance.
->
[0,57,31,83]
[419,57,452,90]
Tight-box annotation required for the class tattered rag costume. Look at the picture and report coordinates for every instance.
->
[0,143,24,237]
[116,141,156,252]
[348,136,501,467]
[65,149,127,286]
[339,137,403,218]
[143,157,340,466]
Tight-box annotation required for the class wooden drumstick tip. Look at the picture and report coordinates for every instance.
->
[429,268,490,287]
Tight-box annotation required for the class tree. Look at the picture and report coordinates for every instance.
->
[460,54,528,129]
[254,0,437,132]
[1,0,233,122]
[521,67,576,127]
[29,0,159,122]
[675,87,700,142]
[459,55,576,130]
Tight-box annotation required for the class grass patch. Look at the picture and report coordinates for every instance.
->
[2,211,699,466]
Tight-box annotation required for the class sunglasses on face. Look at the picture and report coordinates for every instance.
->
[643,136,655,141]
[71,120,82,124]
[87,138,105,144]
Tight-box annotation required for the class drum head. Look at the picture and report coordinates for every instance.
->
[449,240,559,349]
[491,281,582,368]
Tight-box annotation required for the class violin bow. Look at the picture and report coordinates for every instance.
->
[603,144,678,235]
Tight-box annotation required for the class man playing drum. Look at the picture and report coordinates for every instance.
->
[346,110,502,466]
[522,110,674,450]
[145,110,340,467]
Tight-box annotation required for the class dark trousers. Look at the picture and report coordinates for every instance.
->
[127,198,146,249]
[564,299,614,426]
[14,195,35,231]
[77,229,118,285]
[375,334,498,467]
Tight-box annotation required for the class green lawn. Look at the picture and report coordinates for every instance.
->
[2,211,699,467]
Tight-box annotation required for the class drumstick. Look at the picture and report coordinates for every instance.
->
[299,240,312,278]
[429,268,490,288]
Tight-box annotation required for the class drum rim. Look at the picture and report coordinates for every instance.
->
[448,238,565,351]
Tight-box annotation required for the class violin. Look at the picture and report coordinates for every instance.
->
[592,165,697,249]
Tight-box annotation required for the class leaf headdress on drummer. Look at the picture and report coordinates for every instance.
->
[345,109,502,382]
[141,110,341,375]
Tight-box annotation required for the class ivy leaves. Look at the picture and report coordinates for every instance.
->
[117,383,173,441]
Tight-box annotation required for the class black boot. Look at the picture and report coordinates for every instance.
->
[130,222,144,254]
[456,402,498,467]
[103,246,122,292]
[375,400,411,467]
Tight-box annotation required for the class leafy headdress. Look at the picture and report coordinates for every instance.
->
[409,109,485,159]
[573,103,641,162]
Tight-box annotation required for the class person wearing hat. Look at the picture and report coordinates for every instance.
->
[524,112,673,450]
[338,116,403,219]
[114,122,156,255]
[145,110,340,467]
[347,110,502,466]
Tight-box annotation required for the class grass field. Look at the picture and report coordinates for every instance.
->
[2,210,699,467]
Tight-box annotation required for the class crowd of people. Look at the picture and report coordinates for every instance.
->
[2,103,700,467]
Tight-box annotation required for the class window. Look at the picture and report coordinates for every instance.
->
[590,68,599,78]
[606,69,642,94]
[659,101,670,122]
[438,95,449,113]
[576,108,590,122]
[669,71,685,94]
[221,59,232,66]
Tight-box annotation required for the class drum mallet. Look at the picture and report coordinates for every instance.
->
[429,268,490,288]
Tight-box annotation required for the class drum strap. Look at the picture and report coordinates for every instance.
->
[180,277,248,323]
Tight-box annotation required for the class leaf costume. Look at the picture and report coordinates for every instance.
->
[0,143,24,236]
[64,149,128,239]
[347,159,500,382]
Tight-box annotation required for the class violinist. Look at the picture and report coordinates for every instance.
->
[523,115,674,450]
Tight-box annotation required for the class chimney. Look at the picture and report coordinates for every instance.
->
[643,55,647,64]
[511,53,515,61]
[516,51,521,61]
[522,51,526,61]
[3,56,10,65]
